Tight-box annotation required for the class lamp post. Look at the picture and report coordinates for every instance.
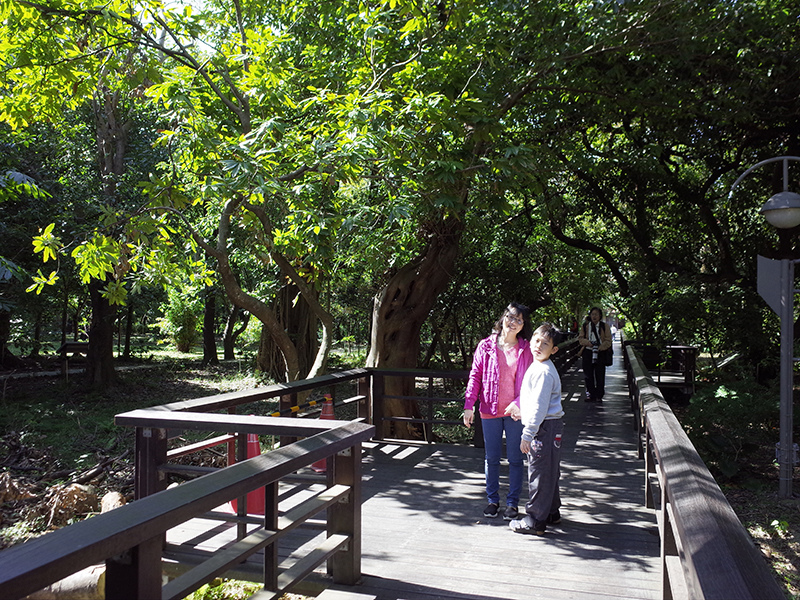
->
[732,156,800,498]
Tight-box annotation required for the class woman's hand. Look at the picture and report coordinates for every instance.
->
[463,409,474,428]
[520,439,531,454]
[504,404,521,421]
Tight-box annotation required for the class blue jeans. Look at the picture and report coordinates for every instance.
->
[482,415,524,507]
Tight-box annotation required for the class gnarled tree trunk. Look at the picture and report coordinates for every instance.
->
[366,219,463,438]
[257,283,318,382]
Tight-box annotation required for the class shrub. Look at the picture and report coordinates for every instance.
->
[156,287,201,352]
[680,377,779,481]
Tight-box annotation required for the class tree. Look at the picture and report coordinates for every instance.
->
[5,0,797,417]
[0,125,74,367]
[524,0,800,364]
[1,0,367,382]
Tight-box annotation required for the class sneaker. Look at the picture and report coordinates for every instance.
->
[503,506,519,521]
[509,515,546,536]
[546,510,561,525]
[584,393,595,402]
[483,503,499,518]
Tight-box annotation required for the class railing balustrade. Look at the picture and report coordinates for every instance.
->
[9,334,776,600]
[0,418,373,600]
[625,344,784,600]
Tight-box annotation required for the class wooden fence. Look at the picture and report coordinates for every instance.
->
[625,343,784,600]
[0,338,584,597]
[0,417,373,600]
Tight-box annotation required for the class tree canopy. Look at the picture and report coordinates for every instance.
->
[1,0,798,394]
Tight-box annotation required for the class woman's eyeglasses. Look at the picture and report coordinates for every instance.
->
[504,314,523,325]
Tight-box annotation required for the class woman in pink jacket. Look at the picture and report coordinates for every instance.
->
[463,302,533,521]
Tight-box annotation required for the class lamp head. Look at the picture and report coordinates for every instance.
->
[760,191,800,229]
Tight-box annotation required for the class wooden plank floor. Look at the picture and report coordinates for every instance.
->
[327,342,660,600]
[167,340,661,599]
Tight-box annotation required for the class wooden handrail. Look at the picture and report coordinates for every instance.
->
[625,344,783,600]
[115,410,354,437]
[0,421,374,600]
[155,368,369,413]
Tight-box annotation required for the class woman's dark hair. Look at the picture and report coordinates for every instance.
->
[492,302,533,341]
[588,306,604,319]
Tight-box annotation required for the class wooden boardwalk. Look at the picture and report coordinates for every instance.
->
[167,341,660,599]
[325,343,659,600]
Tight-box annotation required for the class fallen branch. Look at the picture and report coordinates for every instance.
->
[67,450,131,486]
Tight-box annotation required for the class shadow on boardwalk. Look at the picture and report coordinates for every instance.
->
[327,341,660,600]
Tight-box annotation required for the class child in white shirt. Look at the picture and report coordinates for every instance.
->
[508,322,564,535]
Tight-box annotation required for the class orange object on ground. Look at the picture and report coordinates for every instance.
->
[312,394,334,473]
[231,433,265,514]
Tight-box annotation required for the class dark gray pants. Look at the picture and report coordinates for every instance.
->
[525,418,563,523]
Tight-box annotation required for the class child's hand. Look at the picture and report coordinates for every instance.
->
[520,439,531,454]
[504,404,520,420]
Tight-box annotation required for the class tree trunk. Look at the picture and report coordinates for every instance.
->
[216,254,301,381]
[86,278,118,388]
[61,284,69,348]
[256,284,318,381]
[85,87,130,385]
[29,311,42,358]
[222,306,249,360]
[222,305,240,361]
[202,285,218,367]
[0,309,10,369]
[123,302,133,359]
[94,89,130,197]
[197,197,334,382]
[366,219,463,438]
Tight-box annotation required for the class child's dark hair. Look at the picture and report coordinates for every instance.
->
[534,322,562,345]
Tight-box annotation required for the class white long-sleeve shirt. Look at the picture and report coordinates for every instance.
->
[520,359,564,442]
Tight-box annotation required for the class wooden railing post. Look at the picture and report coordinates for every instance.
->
[357,376,371,423]
[328,443,362,585]
[227,407,237,467]
[644,428,655,510]
[105,535,163,600]
[660,484,677,600]
[473,411,484,448]
[235,431,248,539]
[263,481,279,591]
[425,376,434,443]
[134,427,167,500]
[371,373,384,441]
[279,392,298,447]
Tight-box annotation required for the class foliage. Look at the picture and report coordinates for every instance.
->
[182,578,261,600]
[680,377,780,481]
[527,0,800,365]
[1,0,799,383]
[155,285,202,352]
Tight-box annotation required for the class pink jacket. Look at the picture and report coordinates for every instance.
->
[464,336,533,416]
